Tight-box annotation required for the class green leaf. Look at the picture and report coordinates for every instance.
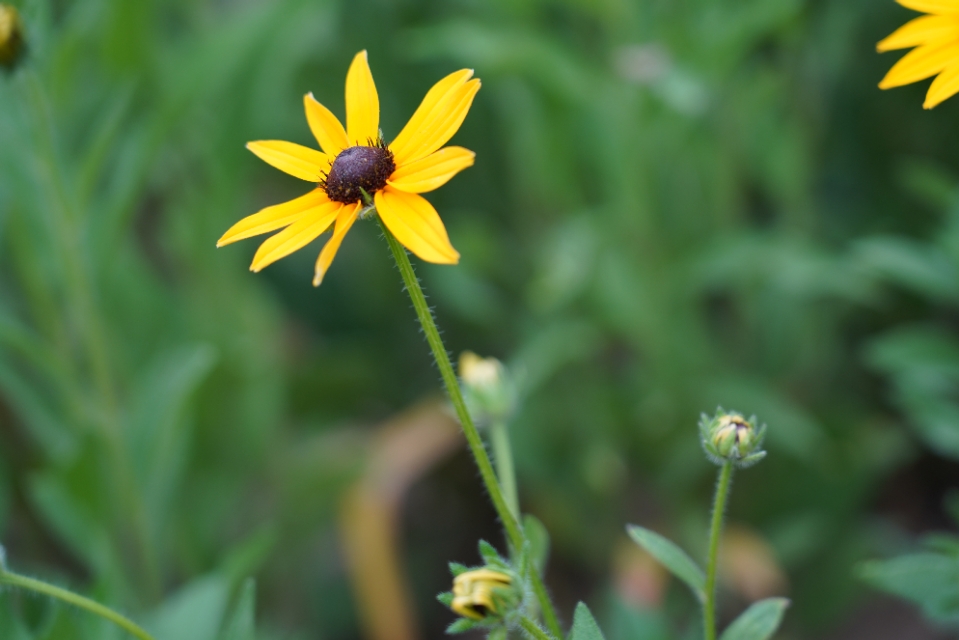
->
[147,575,230,640]
[860,553,959,623]
[719,598,789,640]
[627,525,705,602]
[219,579,256,640]
[570,602,607,640]
[523,514,550,575]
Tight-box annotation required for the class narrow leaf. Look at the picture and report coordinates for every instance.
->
[719,598,789,640]
[220,579,256,640]
[570,602,607,640]
[627,525,706,602]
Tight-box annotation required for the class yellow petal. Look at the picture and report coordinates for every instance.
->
[304,93,350,156]
[879,40,959,88]
[374,187,459,264]
[247,140,330,182]
[878,15,959,51]
[387,146,476,194]
[925,61,959,106]
[389,69,474,164]
[218,189,334,247]
[250,203,342,272]
[313,203,361,286]
[345,50,380,145]
[391,79,480,166]
[898,0,959,14]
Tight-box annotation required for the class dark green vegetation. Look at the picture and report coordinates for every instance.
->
[1,0,958,638]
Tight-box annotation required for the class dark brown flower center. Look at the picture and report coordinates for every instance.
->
[322,141,395,204]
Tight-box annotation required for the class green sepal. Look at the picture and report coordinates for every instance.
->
[447,618,480,634]
[570,602,607,640]
[449,562,469,576]
[626,525,706,602]
[718,598,789,640]
[437,592,454,607]
[478,540,502,565]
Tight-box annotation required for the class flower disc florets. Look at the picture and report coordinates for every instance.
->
[322,140,395,204]
[699,408,767,468]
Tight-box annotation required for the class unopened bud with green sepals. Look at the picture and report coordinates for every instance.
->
[699,408,767,468]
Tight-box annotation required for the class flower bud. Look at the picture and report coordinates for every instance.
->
[699,409,766,468]
[450,568,515,620]
[459,351,515,424]
[0,5,24,71]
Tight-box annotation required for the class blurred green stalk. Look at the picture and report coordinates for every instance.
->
[0,569,154,640]
[380,220,562,638]
[490,419,520,520]
[704,462,734,640]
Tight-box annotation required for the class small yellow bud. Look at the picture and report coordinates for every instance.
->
[459,351,503,389]
[450,569,512,620]
[0,5,24,71]
[459,351,515,424]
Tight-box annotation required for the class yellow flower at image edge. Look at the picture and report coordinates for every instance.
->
[218,50,480,285]
[878,0,959,108]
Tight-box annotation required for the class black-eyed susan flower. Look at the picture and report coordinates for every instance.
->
[218,50,479,285]
[878,0,959,108]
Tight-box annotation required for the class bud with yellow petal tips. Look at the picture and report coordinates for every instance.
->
[438,540,526,634]
[699,408,766,468]
[458,351,516,425]
[451,568,513,620]
[0,5,24,71]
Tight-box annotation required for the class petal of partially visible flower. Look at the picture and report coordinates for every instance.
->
[345,50,380,145]
[313,203,361,286]
[304,93,350,156]
[879,40,959,88]
[218,189,334,247]
[387,147,475,194]
[925,61,959,106]
[375,187,459,264]
[250,203,342,272]
[898,0,959,15]
[877,15,959,52]
[390,69,474,164]
[247,140,331,181]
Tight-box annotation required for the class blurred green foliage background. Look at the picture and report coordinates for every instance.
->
[2,0,959,638]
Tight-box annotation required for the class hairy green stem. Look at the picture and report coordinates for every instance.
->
[519,615,556,640]
[380,221,562,638]
[0,570,154,640]
[490,419,519,520]
[704,462,734,640]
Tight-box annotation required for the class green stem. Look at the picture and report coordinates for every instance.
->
[379,221,562,638]
[490,419,519,520]
[704,462,733,640]
[520,616,556,640]
[0,570,154,640]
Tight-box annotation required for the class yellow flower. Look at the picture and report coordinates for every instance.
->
[878,0,959,109]
[450,569,513,620]
[0,4,24,70]
[218,50,480,285]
